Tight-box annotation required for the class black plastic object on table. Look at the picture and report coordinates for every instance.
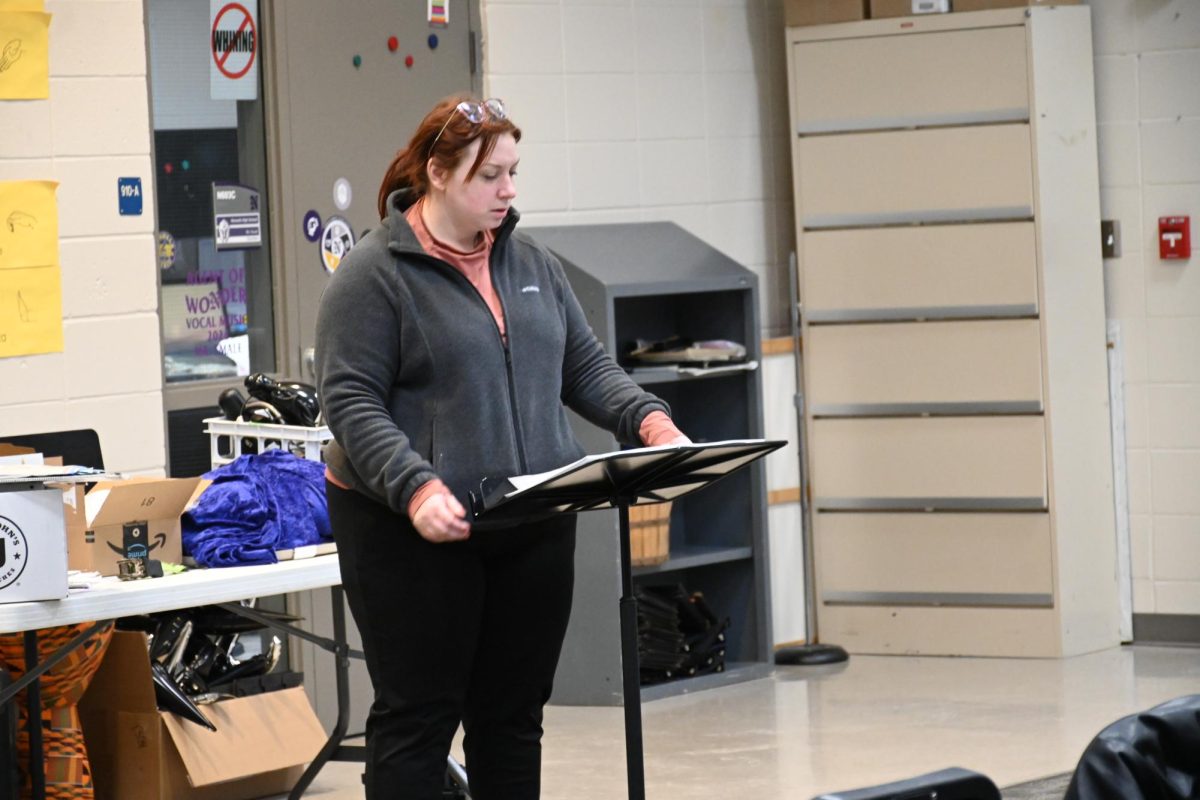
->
[218,387,247,421]
[244,373,321,427]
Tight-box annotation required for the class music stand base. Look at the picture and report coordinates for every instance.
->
[775,643,849,666]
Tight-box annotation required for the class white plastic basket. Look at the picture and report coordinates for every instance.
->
[204,416,334,469]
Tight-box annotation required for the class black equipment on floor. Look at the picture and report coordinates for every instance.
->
[636,584,729,686]
[812,767,1001,800]
[1064,693,1200,800]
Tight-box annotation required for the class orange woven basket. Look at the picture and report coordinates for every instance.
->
[629,501,671,567]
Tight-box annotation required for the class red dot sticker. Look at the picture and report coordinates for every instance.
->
[387,36,398,52]
[405,54,414,68]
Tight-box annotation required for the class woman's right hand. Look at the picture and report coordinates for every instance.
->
[411,492,472,543]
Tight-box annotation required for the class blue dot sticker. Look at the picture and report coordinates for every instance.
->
[302,210,323,242]
[428,33,438,49]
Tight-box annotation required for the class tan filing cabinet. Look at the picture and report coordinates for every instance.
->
[786,7,1118,656]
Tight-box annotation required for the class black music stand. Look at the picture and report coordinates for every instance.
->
[469,438,785,800]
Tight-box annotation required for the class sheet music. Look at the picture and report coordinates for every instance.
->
[503,439,771,498]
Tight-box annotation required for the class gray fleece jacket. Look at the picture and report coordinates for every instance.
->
[315,189,670,520]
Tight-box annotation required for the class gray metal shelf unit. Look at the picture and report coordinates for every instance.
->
[527,222,774,706]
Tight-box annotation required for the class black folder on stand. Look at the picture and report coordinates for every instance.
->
[470,438,785,800]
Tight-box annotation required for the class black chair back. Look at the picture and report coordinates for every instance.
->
[1,429,104,470]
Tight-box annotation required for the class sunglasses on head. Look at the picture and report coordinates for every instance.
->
[429,98,507,155]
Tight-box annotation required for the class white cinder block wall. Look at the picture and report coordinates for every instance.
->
[1089,0,1200,616]
[0,1,164,475]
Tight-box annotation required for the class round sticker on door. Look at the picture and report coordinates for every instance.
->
[333,178,352,211]
[157,230,177,271]
[302,210,322,242]
[321,216,355,274]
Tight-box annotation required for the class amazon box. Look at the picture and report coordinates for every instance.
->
[0,486,69,603]
[786,0,867,26]
[77,477,202,576]
[80,631,326,800]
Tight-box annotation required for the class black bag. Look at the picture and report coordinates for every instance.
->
[1064,694,1200,800]
[812,767,1000,800]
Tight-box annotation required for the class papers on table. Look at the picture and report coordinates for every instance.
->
[0,464,110,483]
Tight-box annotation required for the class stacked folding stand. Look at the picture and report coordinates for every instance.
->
[636,585,729,686]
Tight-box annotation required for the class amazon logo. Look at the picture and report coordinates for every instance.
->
[107,522,168,559]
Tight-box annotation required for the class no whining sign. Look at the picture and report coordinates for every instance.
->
[210,0,258,101]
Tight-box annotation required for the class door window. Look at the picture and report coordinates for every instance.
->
[146,0,275,383]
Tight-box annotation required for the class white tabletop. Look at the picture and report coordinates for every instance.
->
[0,555,342,634]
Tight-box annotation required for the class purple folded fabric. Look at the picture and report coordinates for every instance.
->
[182,450,332,567]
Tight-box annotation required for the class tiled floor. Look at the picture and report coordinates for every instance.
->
[277,644,1200,799]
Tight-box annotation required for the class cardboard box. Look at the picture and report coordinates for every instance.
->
[953,0,1079,10]
[0,443,41,465]
[60,483,89,573]
[786,0,868,27]
[869,0,926,18]
[80,631,327,800]
[77,477,202,576]
[0,486,69,603]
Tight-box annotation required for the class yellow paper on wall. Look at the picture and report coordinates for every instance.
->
[0,263,63,357]
[0,11,50,99]
[0,180,58,269]
[0,1,44,12]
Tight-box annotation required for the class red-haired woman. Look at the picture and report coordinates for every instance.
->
[315,95,688,799]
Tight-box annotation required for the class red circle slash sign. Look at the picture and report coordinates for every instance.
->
[211,2,257,80]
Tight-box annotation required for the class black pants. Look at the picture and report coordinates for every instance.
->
[327,481,577,800]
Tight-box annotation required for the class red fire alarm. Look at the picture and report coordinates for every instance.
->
[1159,216,1191,260]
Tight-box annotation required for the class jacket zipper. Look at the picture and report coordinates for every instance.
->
[417,251,529,474]
[498,308,528,474]
[489,260,529,474]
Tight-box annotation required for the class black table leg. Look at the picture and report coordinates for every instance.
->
[289,586,353,800]
[617,502,647,800]
[24,630,44,800]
